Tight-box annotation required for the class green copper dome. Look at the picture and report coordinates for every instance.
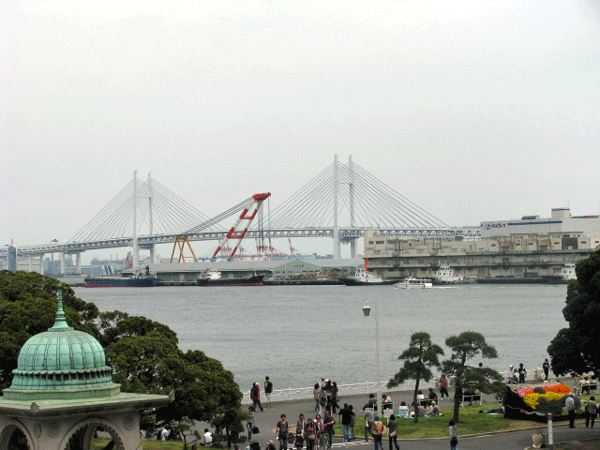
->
[3,286,119,400]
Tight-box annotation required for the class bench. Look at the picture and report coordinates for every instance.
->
[462,393,482,405]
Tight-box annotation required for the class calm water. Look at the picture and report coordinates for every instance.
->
[73,284,568,391]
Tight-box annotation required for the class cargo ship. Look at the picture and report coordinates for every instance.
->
[84,266,160,287]
[197,270,264,286]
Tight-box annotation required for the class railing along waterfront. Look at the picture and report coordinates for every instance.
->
[241,380,430,405]
[241,369,549,405]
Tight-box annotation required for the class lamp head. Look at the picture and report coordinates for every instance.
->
[362,303,371,317]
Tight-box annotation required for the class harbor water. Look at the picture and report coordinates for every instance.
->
[73,283,568,392]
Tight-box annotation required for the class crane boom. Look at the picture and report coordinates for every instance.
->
[213,193,271,259]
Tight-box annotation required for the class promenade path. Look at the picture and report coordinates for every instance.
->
[245,378,600,450]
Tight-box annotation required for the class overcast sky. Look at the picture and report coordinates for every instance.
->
[1,1,599,258]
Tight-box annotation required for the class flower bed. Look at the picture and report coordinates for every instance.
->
[504,383,574,420]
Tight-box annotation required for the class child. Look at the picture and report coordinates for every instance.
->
[449,420,458,450]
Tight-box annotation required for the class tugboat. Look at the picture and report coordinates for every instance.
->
[197,270,264,286]
[432,265,465,285]
[339,266,395,286]
[560,263,577,282]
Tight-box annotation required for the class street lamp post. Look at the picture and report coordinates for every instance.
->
[363,294,382,419]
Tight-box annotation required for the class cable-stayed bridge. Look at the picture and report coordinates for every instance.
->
[2,156,480,271]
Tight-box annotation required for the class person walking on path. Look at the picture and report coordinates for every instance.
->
[387,414,399,450]
[323,410,336,450]
[439,375,449,400]
[339,403,352,442]
[276,414,289,450]
[449,420,458,450]
[349,405,356,440]
[251,382,264,412]
[585,396,597,428]
[371,415,386,450]
[304,417,318,450]
[264,376,274,408]
[543,359,550,381]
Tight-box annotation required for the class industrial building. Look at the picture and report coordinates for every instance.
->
[363,208,600,282]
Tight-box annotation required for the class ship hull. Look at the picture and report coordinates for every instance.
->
[197,275,264,286]
[84,277,160,287]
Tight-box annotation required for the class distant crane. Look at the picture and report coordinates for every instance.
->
[213,193,271,260]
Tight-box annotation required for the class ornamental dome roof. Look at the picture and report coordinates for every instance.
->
[3,286,119,400]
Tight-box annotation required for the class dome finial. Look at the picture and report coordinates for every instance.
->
[49,284,73,331]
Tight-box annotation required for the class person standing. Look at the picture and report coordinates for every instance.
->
[362,404,374,442]
[543,359,550,381]
[518,363,527,384]
[449,420,458,450]
[387,414,399,450]
[585,396,597,428]
[371,415,386,450]
[313,383,322,412]
[323,410,335,450]
[246,406,255,441]
[251,382,264,412]
[264,376,274,408]
[339,403,352,442]
[439,375,449,400]
[566,394,576,428]
[276,414,289,450]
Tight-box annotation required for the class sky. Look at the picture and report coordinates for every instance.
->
[1,1,599,260]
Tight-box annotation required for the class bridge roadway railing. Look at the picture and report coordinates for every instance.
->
[1,227,481,257]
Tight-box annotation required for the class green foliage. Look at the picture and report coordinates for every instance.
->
[0,270,100,388]
[387,332,443,424]
[548,249,600,376]
[441,331,503,423]
[0,271,244,446]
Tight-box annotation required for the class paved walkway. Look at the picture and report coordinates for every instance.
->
[245,378,600,450]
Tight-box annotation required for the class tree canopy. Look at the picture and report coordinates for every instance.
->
[0,270,243,444]
[547,249,600,376]
[441,331,504,422]
[387,332,443,423]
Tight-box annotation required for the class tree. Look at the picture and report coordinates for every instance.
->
[387,332,443,423]
[0,271,100,389]
[441,331,504,423]
[0,271,244,447]
[547,249,600,376]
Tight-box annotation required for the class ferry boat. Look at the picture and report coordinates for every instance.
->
[84,266,159,287]
[340,266,395,286]
[432,265,465,285]
[197,270,264,286]
[560,263,577,282]
[394,277,433,289]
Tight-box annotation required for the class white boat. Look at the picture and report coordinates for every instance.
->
[340,266,395,286]
[394,277,433,289]
[432,265,464,285]
[560,263,577,282]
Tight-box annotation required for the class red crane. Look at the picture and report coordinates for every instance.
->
[213,193,271,259]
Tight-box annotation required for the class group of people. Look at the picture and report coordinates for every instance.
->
[506,363,528,384]
[312,378,340,416]
[273,410,337,450]
[250,376,275,412]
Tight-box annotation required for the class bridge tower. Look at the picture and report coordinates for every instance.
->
[333,154,359,259]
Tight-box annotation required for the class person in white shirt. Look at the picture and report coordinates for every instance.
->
[202,429,213,445]
[160,427,169,441]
